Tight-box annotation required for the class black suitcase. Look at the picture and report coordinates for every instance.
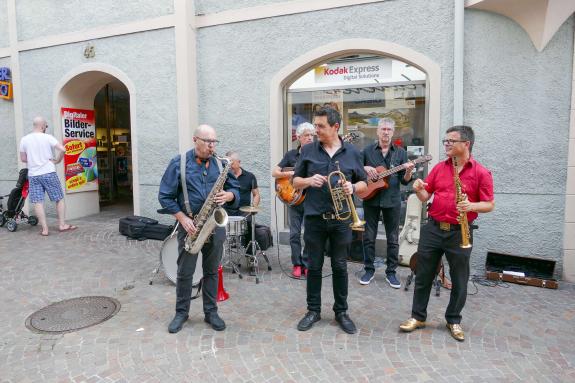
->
[119,216,173,241]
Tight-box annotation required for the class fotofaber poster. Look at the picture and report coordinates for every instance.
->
[61,107,98,193]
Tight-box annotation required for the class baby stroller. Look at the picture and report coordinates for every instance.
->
[0,168,38,231]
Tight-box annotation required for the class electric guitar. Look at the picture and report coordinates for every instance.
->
[275,132,359,206]
[356,154,432,200]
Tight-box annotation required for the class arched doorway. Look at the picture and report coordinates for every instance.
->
[286,53,427,222]
[269,39,441,232]
[53,64,139,220]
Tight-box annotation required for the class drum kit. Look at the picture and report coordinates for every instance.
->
[151,205,272,286]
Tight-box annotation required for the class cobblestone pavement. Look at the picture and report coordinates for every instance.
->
[1,208,574,383]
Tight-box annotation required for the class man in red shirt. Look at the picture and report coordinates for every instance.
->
[399,125,494,341]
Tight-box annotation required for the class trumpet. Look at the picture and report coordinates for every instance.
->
[327,162,365,231]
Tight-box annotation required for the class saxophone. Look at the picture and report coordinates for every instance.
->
[184,154,231,254]
[453,157,472,248]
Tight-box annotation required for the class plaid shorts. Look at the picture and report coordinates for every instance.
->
[29,172,64,204]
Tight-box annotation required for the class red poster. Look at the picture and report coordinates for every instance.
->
[61,108,98,193]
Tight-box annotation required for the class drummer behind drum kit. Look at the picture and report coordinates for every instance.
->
[223,205,272,284]
[154,205,272,286]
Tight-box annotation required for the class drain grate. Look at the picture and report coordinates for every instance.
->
[25,296,121,334]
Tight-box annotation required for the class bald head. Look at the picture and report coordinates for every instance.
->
[193,124,218,159]
[194,124,215,137]
[33,116,47,132]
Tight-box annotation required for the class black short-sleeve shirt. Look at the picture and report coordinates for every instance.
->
[277,148,300,169]
[236,168,258,207]
[294,138,366,217]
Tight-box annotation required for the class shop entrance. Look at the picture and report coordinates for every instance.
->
[55,65,139,220]
[284,53,429,228]
[94,82,132,207]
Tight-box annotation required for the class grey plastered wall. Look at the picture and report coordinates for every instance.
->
[15,0,174,41]
[195,0,287,14]
[0,57,17,195]
[0,0,9,47]
[464,11,574,275]
[196,0,455,226]
[18,28,178,220]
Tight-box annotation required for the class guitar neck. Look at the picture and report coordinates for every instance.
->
[376,157,430,180]
[377,163,410,179]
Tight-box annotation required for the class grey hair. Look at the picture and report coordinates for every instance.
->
[225,150,239,160]
[378,118,396,130]
[296,122,315,137]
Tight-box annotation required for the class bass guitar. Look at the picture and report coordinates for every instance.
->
[275,132,359,206]
[356,154,432,200]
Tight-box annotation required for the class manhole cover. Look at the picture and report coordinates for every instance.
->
[25,296,121,334]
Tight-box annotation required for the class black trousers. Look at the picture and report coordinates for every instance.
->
[304,215,352,314]
[288,204,308,267]
[362,204,401,275]
[411,221,473,324]
[175,226,224,316]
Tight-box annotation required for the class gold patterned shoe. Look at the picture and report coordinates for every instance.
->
[399,318,426,332]
[446,323,465,341]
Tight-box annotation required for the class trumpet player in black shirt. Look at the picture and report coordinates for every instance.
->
[293,107,367,334]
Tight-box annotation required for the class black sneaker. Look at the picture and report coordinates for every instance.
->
[297,311,321,331]
[360,270,375,285]
[168,313,189,334]
[204,312,226,331]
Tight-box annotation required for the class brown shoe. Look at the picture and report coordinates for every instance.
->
[446,323,465,341]
[399,318,426,332]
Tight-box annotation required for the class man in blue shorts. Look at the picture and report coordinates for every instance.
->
[19,116,77,236]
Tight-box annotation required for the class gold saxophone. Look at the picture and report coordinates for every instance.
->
[184,154,231,254]
[327,161,365,231]
[453,157,472,248]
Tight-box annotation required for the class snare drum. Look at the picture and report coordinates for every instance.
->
[160,234,203,286]
[227,216,247,236]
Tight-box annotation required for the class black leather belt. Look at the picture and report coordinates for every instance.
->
[429,217,461,231]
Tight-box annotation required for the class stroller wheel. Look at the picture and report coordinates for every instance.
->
[6,219,17,232]
[0,214,5,227]
[28,215,38,226]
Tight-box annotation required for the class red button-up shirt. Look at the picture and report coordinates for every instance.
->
[424,156,493,224]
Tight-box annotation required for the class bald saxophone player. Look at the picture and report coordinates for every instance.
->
[158,124,240,334]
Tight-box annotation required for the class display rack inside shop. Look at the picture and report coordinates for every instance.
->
[96,129,132,203]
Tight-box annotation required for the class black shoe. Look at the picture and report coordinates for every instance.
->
[168,313,189,333]
[204,312,226,331]
[335,312,357,334]
[297,311,321,331]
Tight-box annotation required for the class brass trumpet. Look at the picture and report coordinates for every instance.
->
[327,162,365,231]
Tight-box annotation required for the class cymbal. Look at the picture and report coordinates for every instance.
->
[240,205,260,213]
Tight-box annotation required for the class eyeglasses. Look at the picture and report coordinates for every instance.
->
[195,137,219,145]
[442,139,467,146]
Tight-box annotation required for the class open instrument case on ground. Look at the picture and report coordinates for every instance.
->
[485,251,558,289]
